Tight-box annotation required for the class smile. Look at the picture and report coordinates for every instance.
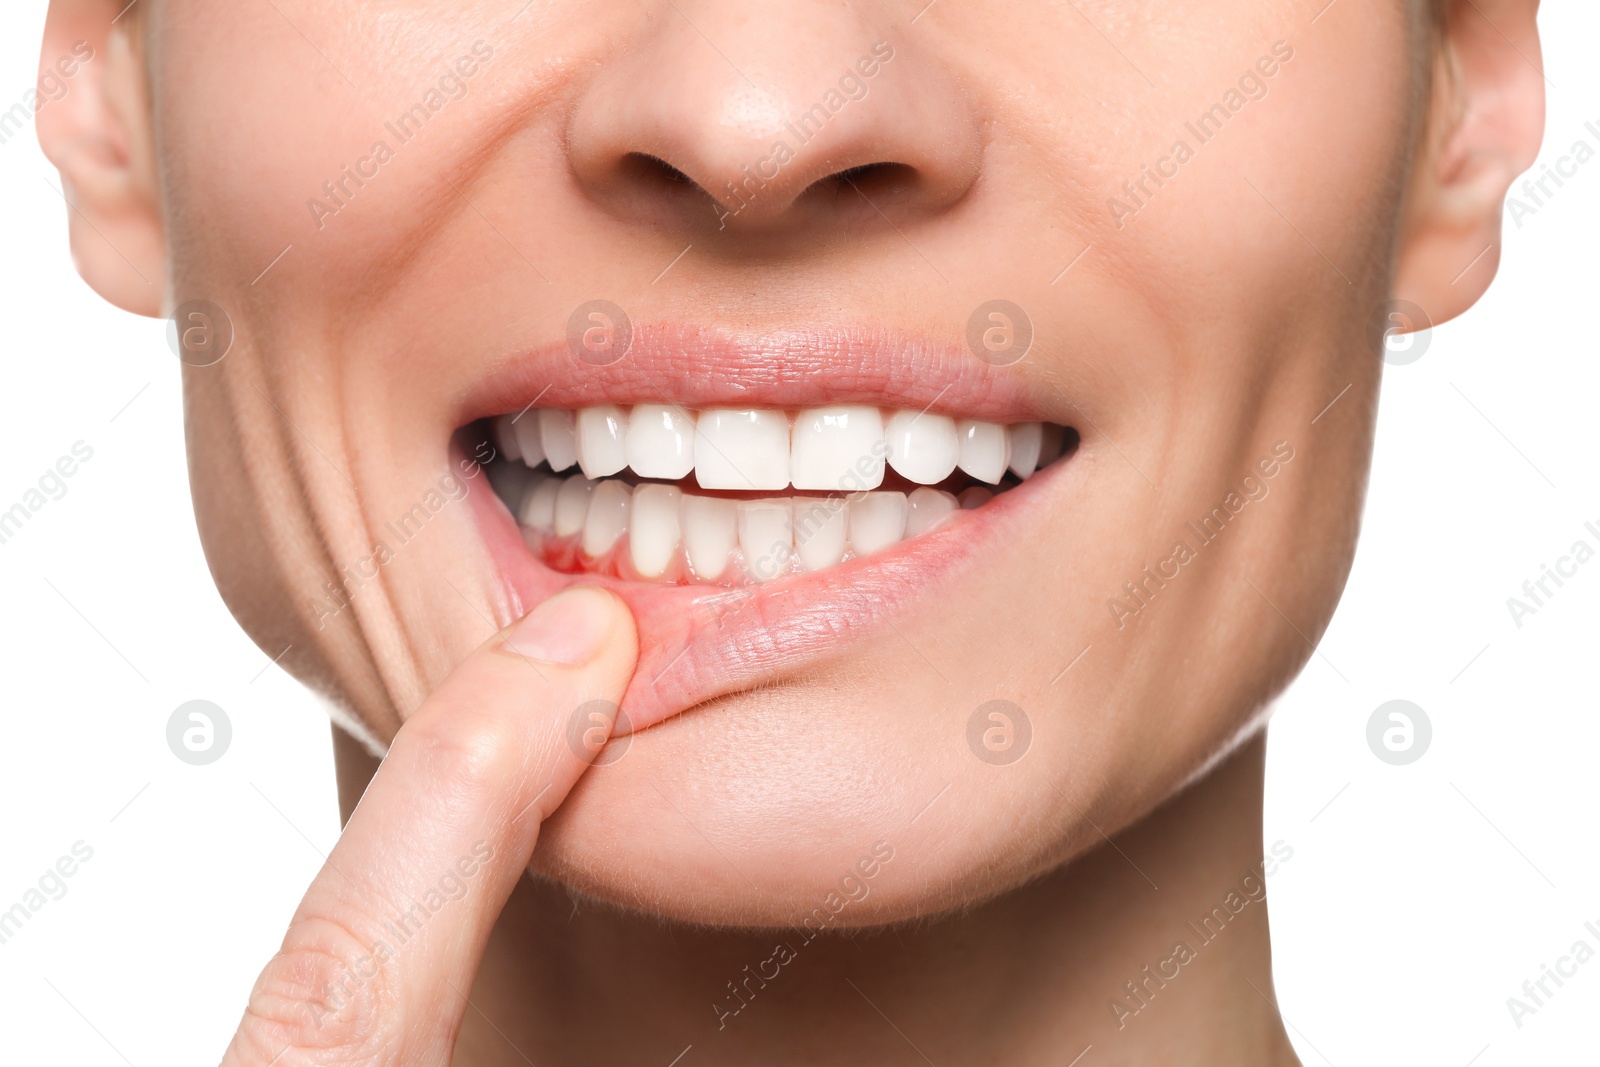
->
[482,404,1074,585]
[451,325,1085,731]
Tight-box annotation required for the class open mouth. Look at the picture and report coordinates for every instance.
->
[450,326,1085,731]
[478,405,1077,586]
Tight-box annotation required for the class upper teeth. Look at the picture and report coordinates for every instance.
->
[494,405,1062,490]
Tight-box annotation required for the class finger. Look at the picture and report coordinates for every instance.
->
[223,585,638,1067]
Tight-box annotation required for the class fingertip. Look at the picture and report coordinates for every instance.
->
[503,584,638,669]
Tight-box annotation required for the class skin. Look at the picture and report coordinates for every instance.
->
[38,0,1543,1063]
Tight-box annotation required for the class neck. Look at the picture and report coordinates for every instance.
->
[335,729,1298,1065]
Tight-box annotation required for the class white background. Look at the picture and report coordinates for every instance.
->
[0,3,1594,1064]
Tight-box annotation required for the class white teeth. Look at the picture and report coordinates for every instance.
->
[957,419,1010,485]
[738,500,794,583]
[582,479,632,556]
[849,491,908,557]
[793,497,848,571]
[958,486,992,510]
[512,411,546,469]
[494,414,523,463]
[629,484,682,578]
[791,405,886,491]
[519,475,560,530]
[626,404,696,480]
[540,409,579,473]
[1008,422,1043,480]
[577,405,629,479]
[681,494,738,580]
[695,409,791,490]
[905,487,958,537]
[521,482,962,578]
[886,410,959,486]
[510,405,1063,489]
[500,406,1069,582]
[553,475,595,536]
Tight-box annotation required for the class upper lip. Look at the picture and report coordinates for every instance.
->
[455,322,1052,425]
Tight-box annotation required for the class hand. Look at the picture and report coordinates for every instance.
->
[221,586,639,1066]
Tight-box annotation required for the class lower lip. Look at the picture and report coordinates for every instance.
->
[465,454,1073,735]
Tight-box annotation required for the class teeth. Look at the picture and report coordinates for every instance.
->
[905,487,958,537]
[504,405,1061,489]
[957,419,1010,485]
[577,405,629,479]
[849,491,908,557]
[494,414,523,463]
[540,409,579,473]
[682,494,738,579]
[695,409,791,491]
[738,500,794,583]
[791,405,886,491]
[553,475,595,536]
[514,478,993,581]
[629,484,682,578]
[525,482,967,577]
[512,411,546,469]
[582,479,631,556]
[626,404,696,479]
[494,406,1072,583]
[519,475,560,529]
[1007,422,1043,480]
[793,496,848,571]
[886,410,959,486]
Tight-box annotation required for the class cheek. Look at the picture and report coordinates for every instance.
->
[151,1,501,293]
[1112,20,1415,333]
[928,2,1417,414]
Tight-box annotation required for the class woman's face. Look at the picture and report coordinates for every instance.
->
[143,0,1416,924]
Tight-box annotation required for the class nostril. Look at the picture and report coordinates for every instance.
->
[625,152,695,185]
[608,152,922,224]
[808,161,919,202]
[610,151,720,216]
[833,163,893,185]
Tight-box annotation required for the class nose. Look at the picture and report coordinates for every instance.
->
[566,8,980,233]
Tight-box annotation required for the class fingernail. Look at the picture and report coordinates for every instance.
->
[504,587,616,665]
